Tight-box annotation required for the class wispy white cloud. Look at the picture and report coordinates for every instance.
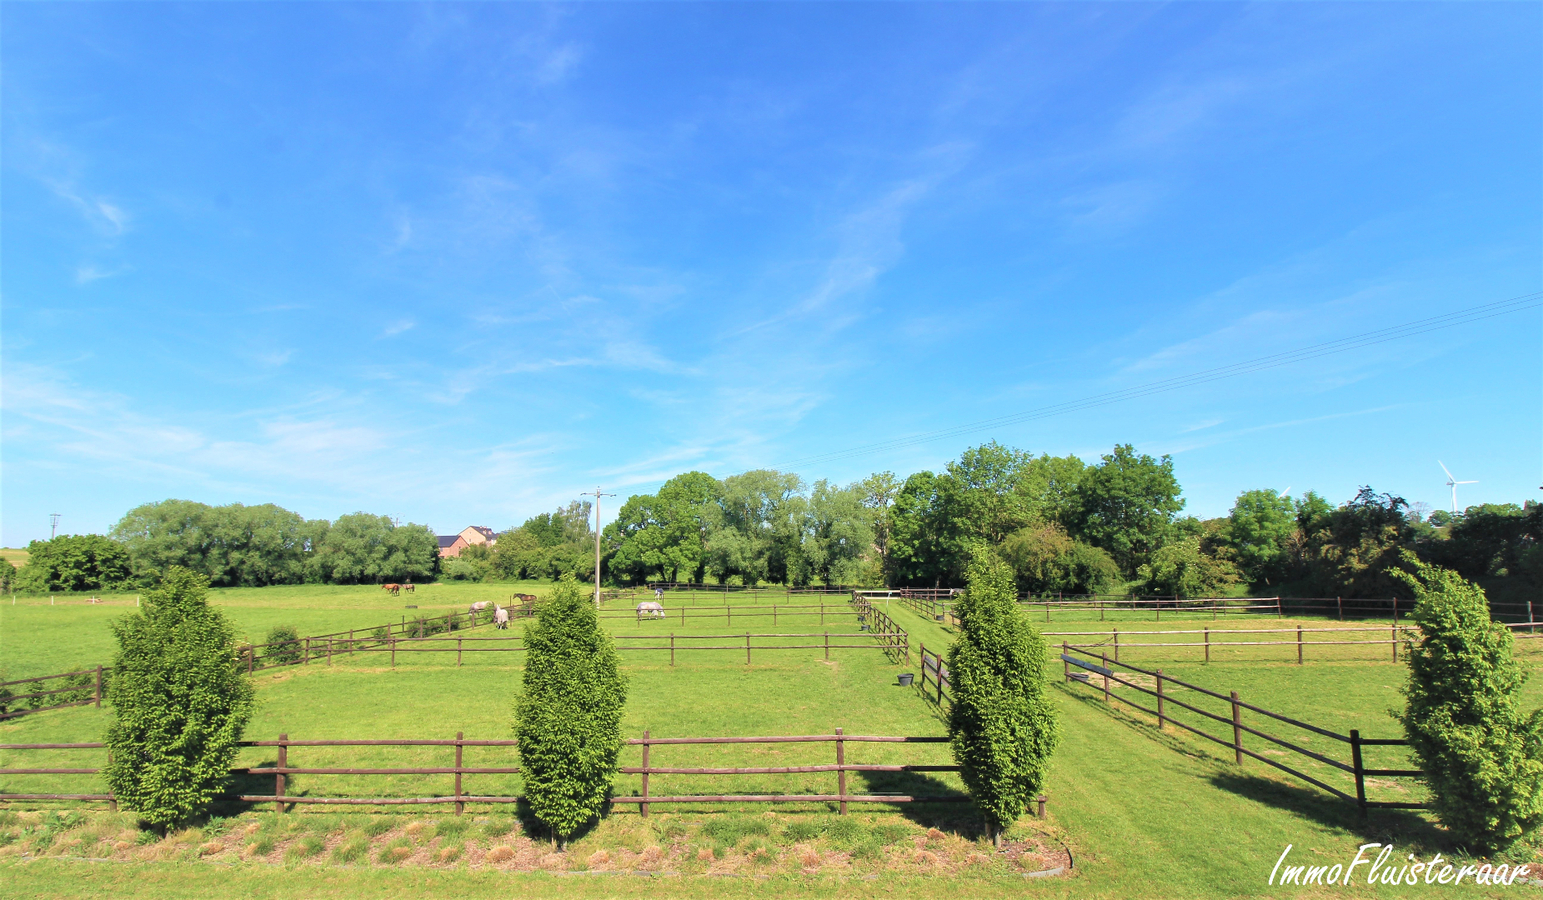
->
[383,319,417,337]
[75,264,126,285]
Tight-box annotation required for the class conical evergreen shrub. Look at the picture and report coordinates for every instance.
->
[516,575,627,847]
[947,546,1059,844]
[102,567,254,829]
[1397,556,1543,852]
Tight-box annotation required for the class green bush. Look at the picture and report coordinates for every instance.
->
[516,574,627,848]
[101,567,255,830]
[1396,557,1543,852]
[262,626,302,666]
[948,546,1060,845]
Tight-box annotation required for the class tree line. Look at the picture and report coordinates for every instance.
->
[11,441,1540,600]
[11,500,441,592]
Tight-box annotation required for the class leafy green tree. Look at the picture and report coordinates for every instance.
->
[1016,453,1087,528]
[1224,489,1296,584]
[16,534,132,593]
[102,568,255,830]
[1137,536,1239,597]
[888,471,963,586]
[998,523,1120,595]
[1298,487,1410,597]
[801,480,874,585]
[304,514,439,584]
[947,547,1060,845]
[516,575,627,848]
[111,500,324,587]
[0,560,15,594]
[1071,444,1185,575]
[1426,503,1528,582]
[1396,557,1543,852]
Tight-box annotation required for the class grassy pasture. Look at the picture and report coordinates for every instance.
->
[4,584,1542,898]
[0,548,27,568]
[0,582,554,679]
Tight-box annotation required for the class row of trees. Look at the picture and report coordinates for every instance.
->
[15,442,1538,600]
[13,501,441,591]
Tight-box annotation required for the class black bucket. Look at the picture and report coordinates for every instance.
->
[898,673,915,687]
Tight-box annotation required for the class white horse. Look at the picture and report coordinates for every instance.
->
[636,601,665,621]
[493,603,510,630]
[469,600,491,614]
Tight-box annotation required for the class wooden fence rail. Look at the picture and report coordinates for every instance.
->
[600,602,841,625]
[0,730,1006,816]
[304,632,907,667]
[848,594,911,663]
[1057,643,1426,817]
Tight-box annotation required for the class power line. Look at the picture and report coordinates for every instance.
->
[771,291,1543,471]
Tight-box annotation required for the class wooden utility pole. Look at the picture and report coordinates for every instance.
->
[587,487,615,607]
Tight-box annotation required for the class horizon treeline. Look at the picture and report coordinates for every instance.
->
[9,441,1542,599]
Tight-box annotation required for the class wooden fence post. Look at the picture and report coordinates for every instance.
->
[275,734,288,813]
[670,634,676,667]
[1350,729,1368,819]
[1156,669,1164,729]
[640,729,651,819]
[454,731,464,816]
[1204,627,1210,663]
[303,638,310,665]
[457,638,463,667]
[1101,653,1110,703]
[1113,627,1119,663]
[1230,692,1242,765]
[1297,625,1304,665]
[1062,642,1070,683]
[1036,797,1046,819]
[1337,597,1343,621]
[836,727,847,815]
[391,637,397,668]
[746,633,751,665]
[247,646,254,674]
[94,665,102,708]
[824,632,830,661]
[1392,625,1398,662]
[1530,600,1536,634]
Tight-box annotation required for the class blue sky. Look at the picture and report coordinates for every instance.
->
[3,2,1539,546]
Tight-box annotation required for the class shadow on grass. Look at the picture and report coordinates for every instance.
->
[1207,769,1453,853]
[853,768,983,838]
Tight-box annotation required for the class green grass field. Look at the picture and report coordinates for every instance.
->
[3,584,1540,898]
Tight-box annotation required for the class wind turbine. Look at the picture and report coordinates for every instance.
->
[1439,461,1477,515]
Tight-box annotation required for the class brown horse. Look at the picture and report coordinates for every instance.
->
[402,583,415,593]
[381,583,401,595]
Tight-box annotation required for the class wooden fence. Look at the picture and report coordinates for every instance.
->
[0,667,105,721]
[848,594,911,663]
[298,632,907,667]
[1057,643,1425,817]
[0,730,1006,816]
[1041,624,1414,664]
[600,601,844,626]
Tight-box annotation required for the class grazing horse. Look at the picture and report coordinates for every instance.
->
[636,601,665,621]
[493,604,510,630]
[381,583,401,595]
[469,600,491,614]
[402,583,415,593]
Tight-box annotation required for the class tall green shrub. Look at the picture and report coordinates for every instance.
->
[102,567,254,829]
[1396,556,1543,852]
[515,574,627,848]
[947,546,1060,844]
